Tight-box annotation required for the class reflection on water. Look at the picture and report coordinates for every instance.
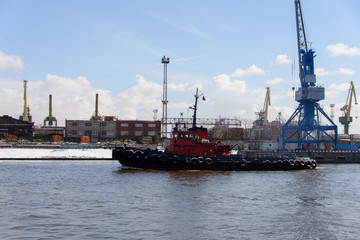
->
[1,161,360,239]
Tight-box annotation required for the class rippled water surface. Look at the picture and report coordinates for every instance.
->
[1,160,360,239]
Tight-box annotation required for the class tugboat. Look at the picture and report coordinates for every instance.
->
[112,89,316,171]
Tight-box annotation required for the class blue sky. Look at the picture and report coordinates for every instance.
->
[1,0,360,134]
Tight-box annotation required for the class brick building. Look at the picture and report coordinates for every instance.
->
[65,118,161,142]
[65,117,117,142]
[116,120,161,140]
[0,115,34,137]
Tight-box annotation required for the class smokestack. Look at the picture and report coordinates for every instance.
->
[95,93,99,119]
[90,93,101,121]
[49,94,53,126]
[23,80,29,122]
[43,94,57,126]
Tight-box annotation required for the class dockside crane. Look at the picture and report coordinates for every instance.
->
[339,81,358,134]
[254,87,271,126]
[43,94,57,126]
[282,0,337,150]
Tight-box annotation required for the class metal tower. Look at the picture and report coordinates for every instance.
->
[339,81,358,134]
[91,93,102,121]
[153,109,158,121]
[44,94,57,126]
[19,80,32,122]
[254,87,271,127]
[161,56,170,137]
[282,0,337,150]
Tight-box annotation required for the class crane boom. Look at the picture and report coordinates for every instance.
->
[339,81,358,134]
[262,87,271,125]
[254,87,271,126]
[295,0,308,83]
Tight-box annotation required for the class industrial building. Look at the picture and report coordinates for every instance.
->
[64,118,161,143]
[0,115,34,137]
[65,116,117,142]
[116,120,161,141]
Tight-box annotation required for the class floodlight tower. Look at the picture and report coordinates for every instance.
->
[282,0,337,150]
[153,109,158,121]
[161,56,170,137]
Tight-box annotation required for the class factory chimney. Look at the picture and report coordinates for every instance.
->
[44,94,57,127]
[90,93,102,121]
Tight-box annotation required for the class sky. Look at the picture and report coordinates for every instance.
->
[0,0,360,134]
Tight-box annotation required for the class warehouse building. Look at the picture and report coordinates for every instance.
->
[116,120,161,141]
[0,115,34,137]
[65,116,117,142]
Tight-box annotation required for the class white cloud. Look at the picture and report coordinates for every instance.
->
[231,65,265,77]
[0,74,117,126]
[326,82,352,98]
[0,50,24,72]
[213,74,246,94]
[168,102,190,110]
[266,77,284,85]
[334,68,355,76]
[315,67,355,76]
[168,83,189,92]
[329,82,351,91]
[275,54,291,65]
[116,74,162,119]
[315,68,330,76]
[326,43,360,57]
[0,73,204,125]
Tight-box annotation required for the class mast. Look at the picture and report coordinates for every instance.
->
[192,88,199,129]
[189,88,205,129]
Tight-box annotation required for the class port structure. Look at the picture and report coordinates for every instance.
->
[19,80,32,122]
[161,56,170,137]
[253,87,271,127]
[43,94,57,126]
[167,117,242,130]
[339,81,358,134]
[90,93,102,121]
[282,0,337,150]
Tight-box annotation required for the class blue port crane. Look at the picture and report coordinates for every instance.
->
[282,0,338,150]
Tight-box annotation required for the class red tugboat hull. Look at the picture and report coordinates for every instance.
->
[113,146,317,171]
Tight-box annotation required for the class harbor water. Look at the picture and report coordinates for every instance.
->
[1,160,360,239]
